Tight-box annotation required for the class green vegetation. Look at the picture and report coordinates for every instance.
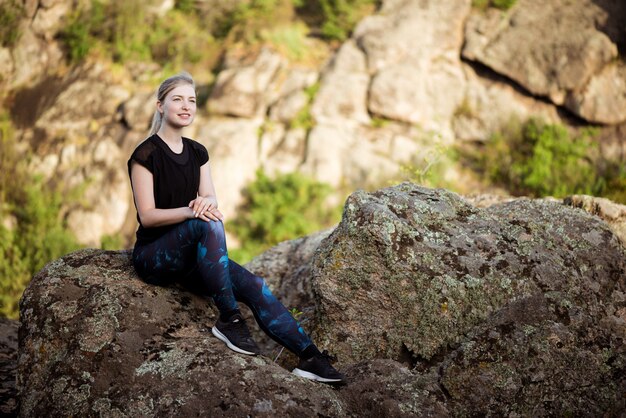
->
[472,0,517,11]
[0,114,80,319]
[289,82,319,131]
[472,118,626,202]
[59,0,379,65]
[60,0,217,67]
[227,169,341,264]
[0,0,24,47]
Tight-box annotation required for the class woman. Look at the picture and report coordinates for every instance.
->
[128,72,345,384]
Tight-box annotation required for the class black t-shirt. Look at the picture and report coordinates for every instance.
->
[127,134,209,245]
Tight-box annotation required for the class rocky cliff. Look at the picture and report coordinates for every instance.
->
[16,184,626,417]
[1,0,625,246]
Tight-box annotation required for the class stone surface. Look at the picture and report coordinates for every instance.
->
[564,194,626,246]
[310,40,371,126]
[356,0,469,136]
[196,117,262,217]
[17,250,346,417]
[0,318,18,417]
[207,48,285,118]
[308,184,625,415]
[463,0,619,109]
[565,61,626,125]
[453,63,562,142]
[15,186,626,416]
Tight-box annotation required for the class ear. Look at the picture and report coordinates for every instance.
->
[156,100,164,114]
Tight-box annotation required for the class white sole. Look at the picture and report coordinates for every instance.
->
[292,368,344,383]
[211,326,257,356]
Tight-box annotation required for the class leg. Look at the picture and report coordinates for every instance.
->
[132,219,238,315]
[228,260,313,357]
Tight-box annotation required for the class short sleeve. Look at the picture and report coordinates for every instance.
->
[189,139,209,166]
[127,139,157,175]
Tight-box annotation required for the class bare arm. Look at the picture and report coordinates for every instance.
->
[130,162,195,228]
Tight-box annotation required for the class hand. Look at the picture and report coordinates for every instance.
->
[188,196,224,222]
[189,196,218,218]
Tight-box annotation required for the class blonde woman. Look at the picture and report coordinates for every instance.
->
[127,72,345,384]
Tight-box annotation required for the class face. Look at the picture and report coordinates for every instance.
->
[157,84,197,129]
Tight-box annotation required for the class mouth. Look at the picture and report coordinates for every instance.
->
[178,113,192,118]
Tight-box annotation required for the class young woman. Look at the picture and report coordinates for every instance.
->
[128,72,345,384]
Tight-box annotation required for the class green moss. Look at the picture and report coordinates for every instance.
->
[0,0,24,47]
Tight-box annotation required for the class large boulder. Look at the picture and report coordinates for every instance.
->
[463,0,626,124]
[17,185,626,416]
[0,318,18,417]
[308,184,625,414]
[17,250,345,417]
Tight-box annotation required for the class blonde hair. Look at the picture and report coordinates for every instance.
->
[149,72,196,135]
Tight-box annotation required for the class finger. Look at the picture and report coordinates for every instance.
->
[212,209,225,222]
[204,211,219,222]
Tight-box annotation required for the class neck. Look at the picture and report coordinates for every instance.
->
[157,124,183,144]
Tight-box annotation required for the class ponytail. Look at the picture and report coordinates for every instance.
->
[149,110,163,136]
[148,71,196,135]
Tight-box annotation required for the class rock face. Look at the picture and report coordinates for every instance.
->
[18,185,626,416]
[463,0,626,124]
[0,318,18,417]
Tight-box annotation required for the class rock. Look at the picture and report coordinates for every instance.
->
[565,61,626,125]
[310,40,371,126]
[17,185,626,416]
[207,48,285,118]
[245,229,334,316]
[10,28,64,88]
[453,63,562,142]
[17,250,345,417]
[259,125,307,175]
[34,64,131,138]
[196,117,262,217]
[0,318,18,417]
[564,194,626,246]
[463,0,618,108]
[121,90,157,131]
[356,0,469,135]
[31,0,70,40]
[307,184,625,414]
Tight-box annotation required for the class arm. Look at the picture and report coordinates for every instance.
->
[130,161,195,228]
[189,162,224,221]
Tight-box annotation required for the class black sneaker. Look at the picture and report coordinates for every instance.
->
[212,314,261,356]
[292,350,346,384]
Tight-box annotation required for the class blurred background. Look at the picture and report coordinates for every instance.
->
[0,0,625,319]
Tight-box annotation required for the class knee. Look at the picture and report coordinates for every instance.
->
[186,218,225,240]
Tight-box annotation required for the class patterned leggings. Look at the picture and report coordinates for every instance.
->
[132,218,313,356]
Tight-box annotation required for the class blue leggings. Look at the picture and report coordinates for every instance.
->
[132,218,313,356]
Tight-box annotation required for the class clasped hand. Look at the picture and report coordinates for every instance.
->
[189,196,224,222]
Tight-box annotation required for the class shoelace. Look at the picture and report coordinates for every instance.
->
[230,318,253,341]
[320,350,338,363]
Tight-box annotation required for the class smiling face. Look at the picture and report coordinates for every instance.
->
[157,83,197,130]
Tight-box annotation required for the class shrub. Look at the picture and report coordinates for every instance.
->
[0,0,24,47]
[227,169,341,263]
[472,0,517,10]
[476,118,621,199]
[0,114,80,318]
[295,0,379,41]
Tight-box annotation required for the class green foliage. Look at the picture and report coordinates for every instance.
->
[60,0,217,66]
[289,83,319,131]
[318,0,378,40]
[100,233,124,250]
[472,0,517,10]
[227,169,340,264]
[402,141,459,191]
[61,0,106,62]
[0,0,24,47]
[476,118,625,199]
[0,114,80,318]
